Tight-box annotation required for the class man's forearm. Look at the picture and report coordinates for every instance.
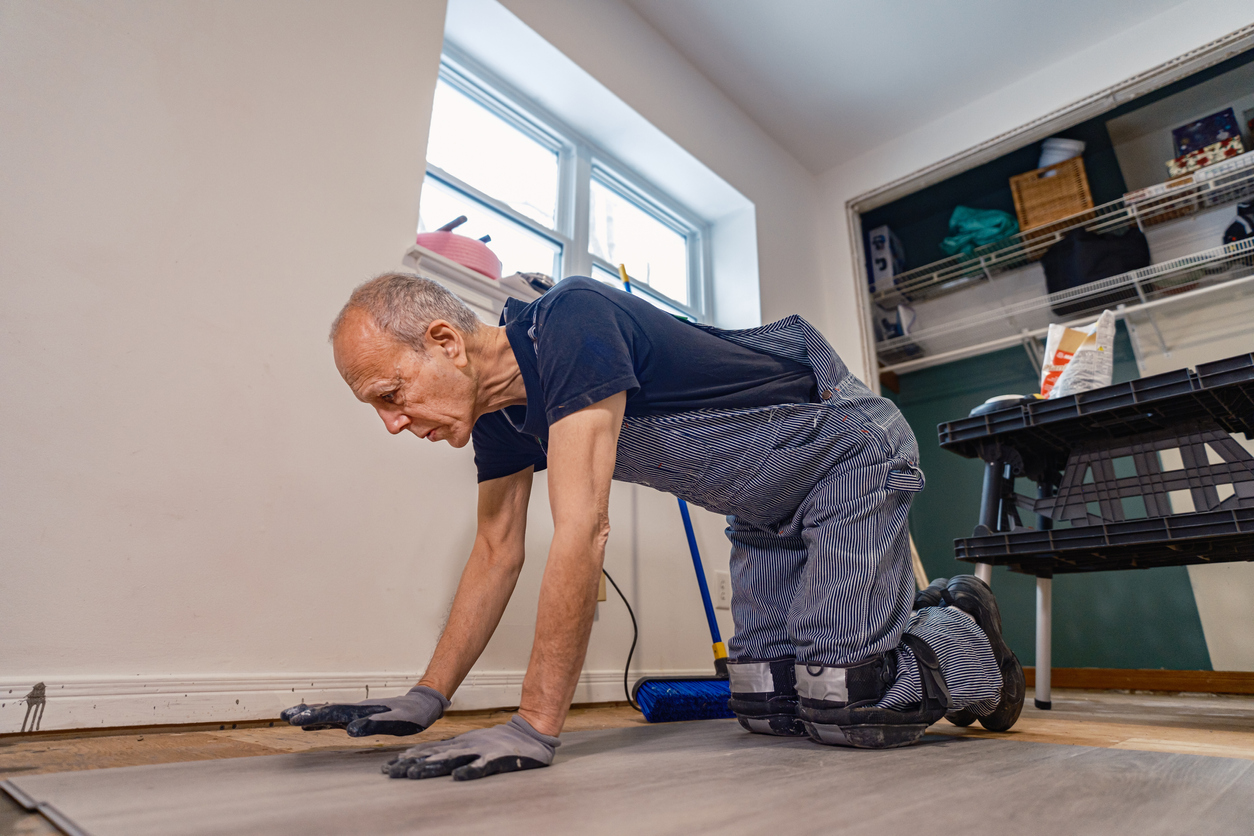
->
[417,536,525,698]
[515,393,624,738]
[417,469,533,700]
[516,526,607,736]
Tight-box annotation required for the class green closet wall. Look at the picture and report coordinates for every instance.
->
[887,324,1213,670]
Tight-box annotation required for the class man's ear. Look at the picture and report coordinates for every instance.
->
[426,320,467,365]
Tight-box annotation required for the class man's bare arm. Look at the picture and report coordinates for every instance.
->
[516,391,626,736]
[417,466,534,698]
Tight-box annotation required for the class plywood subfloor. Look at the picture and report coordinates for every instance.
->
[8,719,1254,836]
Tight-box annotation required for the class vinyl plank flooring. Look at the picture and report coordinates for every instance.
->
[8,720,1254,836]
[0,704,647,778]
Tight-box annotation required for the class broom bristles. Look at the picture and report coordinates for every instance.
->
[635,678,735,723]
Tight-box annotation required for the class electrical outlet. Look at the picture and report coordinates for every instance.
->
[714,571,731,610]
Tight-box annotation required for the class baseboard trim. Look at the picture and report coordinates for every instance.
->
[1024,667,1254,695]
[0,669,710,735]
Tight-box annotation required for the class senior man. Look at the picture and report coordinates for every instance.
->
[281,272,1023,781]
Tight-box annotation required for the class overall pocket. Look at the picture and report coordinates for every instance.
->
[884,464,926,493]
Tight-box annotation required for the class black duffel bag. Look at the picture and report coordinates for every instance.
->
[1041,228,1151,316]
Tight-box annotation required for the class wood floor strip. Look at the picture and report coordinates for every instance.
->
[1024,668,1254,694]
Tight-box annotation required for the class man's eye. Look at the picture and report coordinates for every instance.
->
[380,391,396,404]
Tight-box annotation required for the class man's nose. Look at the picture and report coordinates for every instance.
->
[376,407,410,435]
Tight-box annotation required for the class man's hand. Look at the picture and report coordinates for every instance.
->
[279,685,449,737]
[382,715,559,781]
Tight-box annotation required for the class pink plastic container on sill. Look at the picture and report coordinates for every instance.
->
[415,231,502,281]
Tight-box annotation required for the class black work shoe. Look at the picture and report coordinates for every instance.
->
[795,650,948,749]
[727,657,806,736]
[944,575,1025,732]
[913,577,948,610]
[912,577,978,727]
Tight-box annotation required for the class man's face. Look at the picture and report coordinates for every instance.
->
[332,308,479,448]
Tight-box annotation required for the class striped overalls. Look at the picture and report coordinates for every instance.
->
[531,311,1000,712]
[611,314,923,670]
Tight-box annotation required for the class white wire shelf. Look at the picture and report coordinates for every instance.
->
[877,237,1254,373]
[873,152,1254,307]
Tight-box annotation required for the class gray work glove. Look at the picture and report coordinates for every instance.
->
[383,714,559,781]
[279,685,449,737]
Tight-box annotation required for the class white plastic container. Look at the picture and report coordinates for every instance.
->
[1039,137,1086,169]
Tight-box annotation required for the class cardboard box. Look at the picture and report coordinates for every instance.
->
[1172,108,1241,156]
[1166,137,1245,178]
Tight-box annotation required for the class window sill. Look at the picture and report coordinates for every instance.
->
[401,243,542,322]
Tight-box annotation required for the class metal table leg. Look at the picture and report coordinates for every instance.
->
[974,460,1003,584]
[1035,574,1052,710]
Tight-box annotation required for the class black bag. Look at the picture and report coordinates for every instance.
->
[1041,228,1151,316]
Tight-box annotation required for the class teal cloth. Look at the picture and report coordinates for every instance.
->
[940,206,1019,256]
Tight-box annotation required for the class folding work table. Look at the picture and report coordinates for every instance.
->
[937,353,1254,708]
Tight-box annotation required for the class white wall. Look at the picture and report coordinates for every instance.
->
[0,0,463,730]
[818,1,1254,380]
[0,0,819,732]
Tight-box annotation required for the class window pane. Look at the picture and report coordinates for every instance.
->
[419,177,560,278]
[591,263,623,288]
[426,79,559,228]
[590,263,695,321]
[588,179,689,305]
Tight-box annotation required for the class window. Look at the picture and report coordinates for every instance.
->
[419,53,708,320]
[589,173,690,306]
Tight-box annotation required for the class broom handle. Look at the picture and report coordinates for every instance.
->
[619,265,729,676]
[678,498,729,676]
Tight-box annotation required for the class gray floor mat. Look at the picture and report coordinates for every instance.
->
[6,719,1253,836]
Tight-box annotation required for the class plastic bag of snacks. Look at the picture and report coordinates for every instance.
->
[1040,310,1115,399]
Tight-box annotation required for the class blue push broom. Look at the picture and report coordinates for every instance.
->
[613,264,735,723]
[629,498,736,722]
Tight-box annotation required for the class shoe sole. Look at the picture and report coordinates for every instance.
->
[945,575,1025,732]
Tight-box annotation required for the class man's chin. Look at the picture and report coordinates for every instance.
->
[432,427,470,448]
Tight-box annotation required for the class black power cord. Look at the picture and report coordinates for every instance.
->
[601,568,640,711]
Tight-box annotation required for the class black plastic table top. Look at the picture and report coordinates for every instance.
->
[956,508,1254,575]
[937,353,1254,476]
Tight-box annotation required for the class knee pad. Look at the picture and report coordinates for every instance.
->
[796,638,950,749]
[727,657,806,737]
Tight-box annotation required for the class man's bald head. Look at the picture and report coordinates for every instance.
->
[330,272,482,353]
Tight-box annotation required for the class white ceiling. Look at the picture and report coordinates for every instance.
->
[624,0,1190,174]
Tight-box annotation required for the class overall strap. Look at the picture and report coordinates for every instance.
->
[689,315,848,395]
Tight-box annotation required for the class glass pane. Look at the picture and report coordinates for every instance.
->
[636,289,694,320]
[588,179,689,305]
[591,263,624,288]
[419,178,560,278]
[590,263,695,321]
[426,79,559,228]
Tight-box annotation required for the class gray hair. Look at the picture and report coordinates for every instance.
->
[330,272,482,351]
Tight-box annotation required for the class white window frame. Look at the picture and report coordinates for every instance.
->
[430,46,711,321]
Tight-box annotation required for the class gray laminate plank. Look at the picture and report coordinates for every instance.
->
[10,719,1254,836]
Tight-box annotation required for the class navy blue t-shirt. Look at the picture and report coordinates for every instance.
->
[472,277,816,482]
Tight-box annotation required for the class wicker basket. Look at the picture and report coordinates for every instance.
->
[1010,157,1094,232]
